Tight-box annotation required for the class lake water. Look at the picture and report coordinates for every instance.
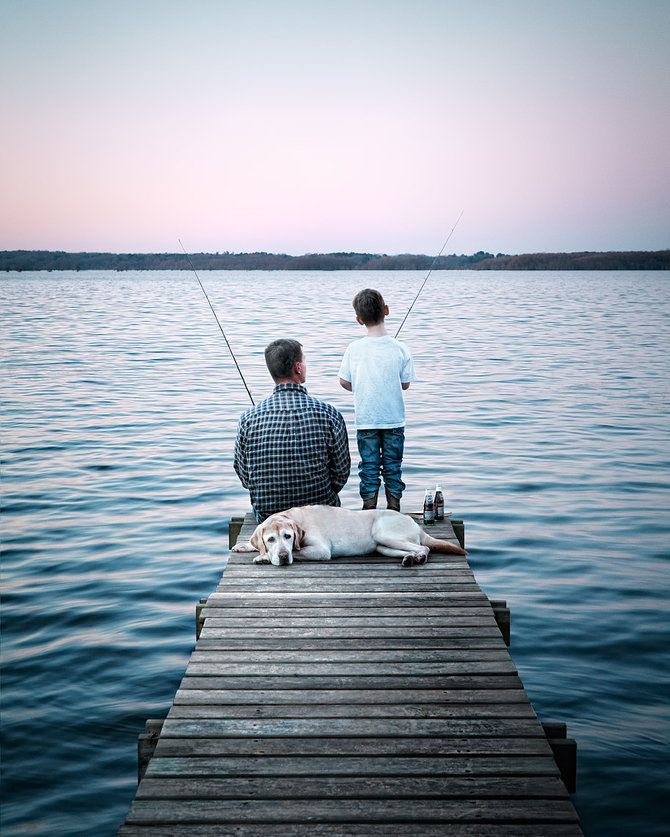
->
[1,269,669,835]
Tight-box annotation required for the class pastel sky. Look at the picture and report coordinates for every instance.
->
[1,0,668,255]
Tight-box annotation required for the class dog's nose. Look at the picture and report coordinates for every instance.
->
[278,554,290,566]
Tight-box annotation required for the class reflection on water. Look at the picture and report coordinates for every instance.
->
[2,270,669,835]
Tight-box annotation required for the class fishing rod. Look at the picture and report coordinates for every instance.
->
[394,209,464,339]
[178,239,255,405]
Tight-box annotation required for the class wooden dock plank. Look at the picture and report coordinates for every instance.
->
[197,629,505,641]
[209,592,490,602]
[184,661,519,677]
[124,797,580,825]
[152,736,561,758]
[135,775,569,799]
[173,688,530,705]
[159,718,545,738]
[167,703,537,719]
[188,649,512,662]
[199,609,496,617]
[179,675,524,690]
[224,553,471,564]
[120,826,582,836]
[215,575,481,587]
[143,755,561,777]
[195,637,509,649]
[119,512,582,835]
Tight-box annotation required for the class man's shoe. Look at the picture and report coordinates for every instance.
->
[385,488,401,511]
[362,493,378,510]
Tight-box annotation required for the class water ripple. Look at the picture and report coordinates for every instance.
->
[1,269,669,836]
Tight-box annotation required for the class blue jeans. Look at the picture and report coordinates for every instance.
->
[357,427,406,500]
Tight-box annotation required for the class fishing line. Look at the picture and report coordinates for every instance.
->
[394,209,464,339]
[178,239,255,405]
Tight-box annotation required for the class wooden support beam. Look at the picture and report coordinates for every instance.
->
[451,519,465,549]
[228,516,245,549]
[137,719,164,783]
[543,722,577,793]
[542,722,567,740]
[195,598,208,640]
[491,601,511,646]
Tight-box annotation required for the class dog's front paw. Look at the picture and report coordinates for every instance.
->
[253,555,271,564]
[231,541,255,553]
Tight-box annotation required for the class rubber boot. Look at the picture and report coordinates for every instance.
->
[361,492,378,510]
[385,487,401,512]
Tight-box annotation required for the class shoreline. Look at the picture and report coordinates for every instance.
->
[1,249,669,272]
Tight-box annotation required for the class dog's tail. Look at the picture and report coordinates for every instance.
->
[420,532,467,556]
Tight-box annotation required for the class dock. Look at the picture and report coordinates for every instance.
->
[119,513,582,835]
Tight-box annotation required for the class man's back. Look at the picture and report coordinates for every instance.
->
[234,383,350,520]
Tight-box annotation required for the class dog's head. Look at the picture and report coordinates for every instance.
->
[250,513,305,566]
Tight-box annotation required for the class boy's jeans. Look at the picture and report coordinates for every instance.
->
[357,427,406,500]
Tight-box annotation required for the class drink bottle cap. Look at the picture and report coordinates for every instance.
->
[435,484,442,491]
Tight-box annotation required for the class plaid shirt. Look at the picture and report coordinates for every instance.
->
[234,384,351,520]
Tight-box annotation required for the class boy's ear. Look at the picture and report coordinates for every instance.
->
[356,315,365,326]
[384,304,389,316]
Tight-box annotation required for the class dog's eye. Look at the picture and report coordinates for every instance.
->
[283,533,292,540]
[266,535,275,542]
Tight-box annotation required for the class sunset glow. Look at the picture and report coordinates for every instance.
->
[1,0,668,255]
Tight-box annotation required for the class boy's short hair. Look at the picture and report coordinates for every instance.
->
[353,288,386,325]
[265,338,303,381]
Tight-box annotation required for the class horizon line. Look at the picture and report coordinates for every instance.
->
[2,247,669,257]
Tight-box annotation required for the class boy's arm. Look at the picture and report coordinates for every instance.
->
[400,345,416,391]
[338,347,352,391]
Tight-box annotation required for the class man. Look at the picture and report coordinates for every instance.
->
[234,338,351,521]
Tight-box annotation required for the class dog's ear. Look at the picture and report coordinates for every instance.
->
[250,525,266,555]
[292,521,306,550]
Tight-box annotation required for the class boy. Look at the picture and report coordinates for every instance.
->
[338,288,416,510]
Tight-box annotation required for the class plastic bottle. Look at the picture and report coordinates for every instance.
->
[423,489,435,524]
[434,484,444,521]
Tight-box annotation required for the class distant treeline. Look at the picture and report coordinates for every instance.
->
[1,249,668,271]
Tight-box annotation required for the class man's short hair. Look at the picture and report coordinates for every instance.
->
[265,338,303,381]
[353,288,385,325]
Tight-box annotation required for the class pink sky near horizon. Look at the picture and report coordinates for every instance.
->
[1,0,668,256]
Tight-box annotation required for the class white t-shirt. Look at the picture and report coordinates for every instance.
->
[338,335,416,429]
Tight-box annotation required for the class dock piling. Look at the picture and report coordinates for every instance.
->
[137,719,164,783]
[490,599,511,646]
[228,516,244,549]
[543,722,578,793]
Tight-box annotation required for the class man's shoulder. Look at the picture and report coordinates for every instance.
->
[239,394,274,422]
[240,389,343,422]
